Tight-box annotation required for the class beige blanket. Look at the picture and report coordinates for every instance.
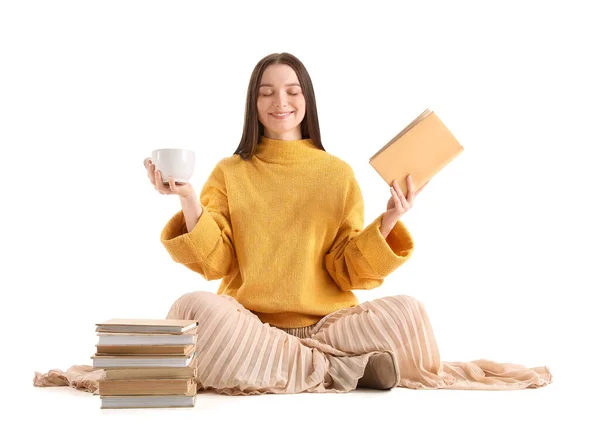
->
[33,293,552,394]
[34,365,105,394]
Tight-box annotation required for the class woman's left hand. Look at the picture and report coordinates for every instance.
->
[381,175,428,236]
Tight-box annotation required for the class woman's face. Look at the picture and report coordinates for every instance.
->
[257,64,306,140]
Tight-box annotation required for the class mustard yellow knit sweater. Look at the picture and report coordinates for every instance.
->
[160,135,415,328]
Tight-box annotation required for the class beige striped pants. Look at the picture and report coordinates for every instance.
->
[166,291,552,395]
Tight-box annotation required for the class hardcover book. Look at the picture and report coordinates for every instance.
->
[369,109,464,196]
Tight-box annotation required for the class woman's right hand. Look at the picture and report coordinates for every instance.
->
[144,157,195,199]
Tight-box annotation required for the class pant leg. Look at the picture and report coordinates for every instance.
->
[311,294,553,390]
[166,291,379,395]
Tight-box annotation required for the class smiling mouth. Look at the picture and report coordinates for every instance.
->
[270,111,294,119]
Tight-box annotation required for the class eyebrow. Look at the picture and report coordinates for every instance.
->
[259,83,301,88]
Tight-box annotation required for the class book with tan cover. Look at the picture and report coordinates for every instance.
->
[95,344,195,356]
[100,386,196,409]
[103,363,197,380]
[96,331,198,346]
[95,326,198,335]
[98,378,195,396]
[369,109,464,196]
[96,319,198,334]
[91,351,196,368]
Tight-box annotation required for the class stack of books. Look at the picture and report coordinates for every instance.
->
[91,319,199,409]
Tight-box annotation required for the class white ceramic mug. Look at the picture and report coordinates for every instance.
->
[145,148,195,184]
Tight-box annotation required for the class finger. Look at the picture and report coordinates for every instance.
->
[147,162,156,185]
[406,175,416,204]
[154,170,160,190]
[153,168,161,188]
[168,176,177,191]
[391,187,405,210]
[155,170,170,194]
[390,186,399,204]
[145,159,155,180]
[392,180,409,209]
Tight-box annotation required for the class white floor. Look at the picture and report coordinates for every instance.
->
[18,372,591,432]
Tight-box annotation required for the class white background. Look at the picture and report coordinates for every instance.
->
[1,0,598,430]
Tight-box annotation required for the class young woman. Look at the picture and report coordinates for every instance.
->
[34,52,552,395]
[143,52,552,395]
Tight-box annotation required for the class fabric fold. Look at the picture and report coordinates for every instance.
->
[33,292,552,395]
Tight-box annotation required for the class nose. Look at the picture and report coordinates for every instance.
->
[273,91,288,108]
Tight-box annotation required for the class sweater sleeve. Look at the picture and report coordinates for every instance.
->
[160,161,237,281]
[324,170,414,291]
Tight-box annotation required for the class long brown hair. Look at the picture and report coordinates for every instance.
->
[233,52,325,160]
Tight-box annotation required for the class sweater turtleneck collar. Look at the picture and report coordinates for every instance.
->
[255,135,319,163]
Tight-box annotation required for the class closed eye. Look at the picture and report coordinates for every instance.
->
[259,92,301,97]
